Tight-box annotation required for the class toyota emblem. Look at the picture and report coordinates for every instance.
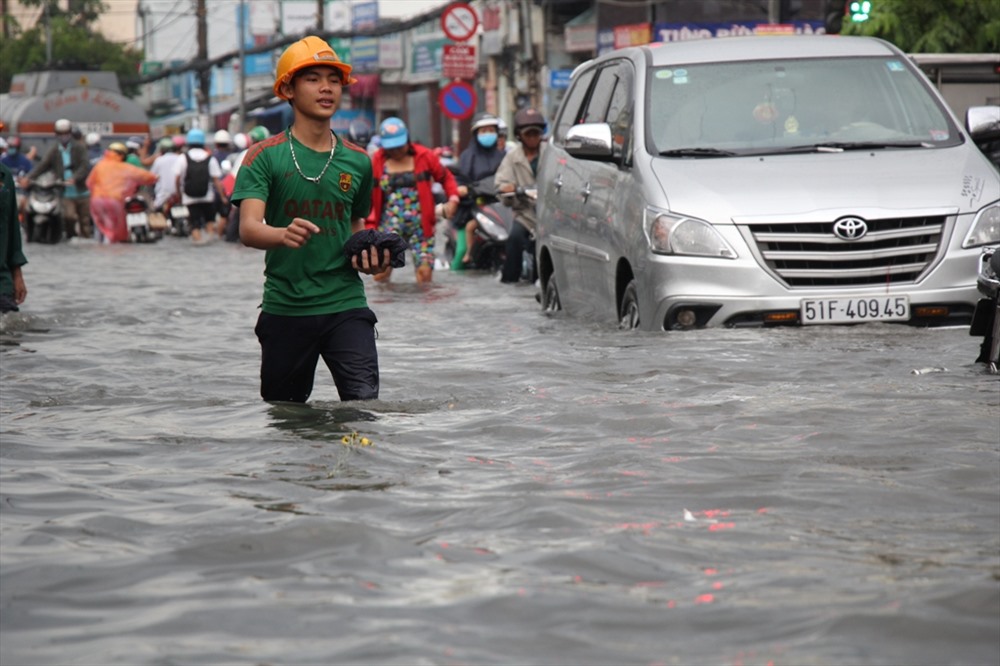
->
[833,217,868,241]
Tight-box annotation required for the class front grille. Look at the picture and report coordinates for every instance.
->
[745,215,946,288]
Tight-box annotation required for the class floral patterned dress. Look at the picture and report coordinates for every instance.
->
[378,170,434,267]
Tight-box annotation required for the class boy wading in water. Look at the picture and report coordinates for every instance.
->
[232,36,390,403]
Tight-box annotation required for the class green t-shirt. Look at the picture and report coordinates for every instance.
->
[0,163,28,299]
[232,129,374,317]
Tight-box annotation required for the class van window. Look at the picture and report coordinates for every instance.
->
[648,56,962,155]
[553,67,596,143]
[580,65,619,124]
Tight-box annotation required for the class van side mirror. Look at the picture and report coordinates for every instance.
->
[565,123,615,161]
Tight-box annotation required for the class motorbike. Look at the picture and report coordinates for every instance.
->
[970,246,1000,373]
[124,195,158,243]
[498,185,538,283]
[164,200,191,237]
[444,176,515,273]
[24,173,66,244]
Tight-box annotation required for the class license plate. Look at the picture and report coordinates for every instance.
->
[126,212,148,229]
[800,296,910,324]
[170,205,188,219]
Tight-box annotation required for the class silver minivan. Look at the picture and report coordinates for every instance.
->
[535,36,1000,330]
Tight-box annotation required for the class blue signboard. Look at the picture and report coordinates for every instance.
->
[238,4,273,76]
[549,69,573,90]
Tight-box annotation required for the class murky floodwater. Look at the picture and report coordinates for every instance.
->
[1,236,998,666]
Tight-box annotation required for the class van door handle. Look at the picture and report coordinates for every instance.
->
[581,182,591,202]
[554,173,563,191]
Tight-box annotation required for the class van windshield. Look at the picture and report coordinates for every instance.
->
[648,56,962,156]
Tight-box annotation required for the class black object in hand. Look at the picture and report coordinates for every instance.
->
[343,229,408,268]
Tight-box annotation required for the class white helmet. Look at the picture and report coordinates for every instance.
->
[232,132,249,151]
[85,132,101,146]
[213,129,232,145]
[54,118,72,133]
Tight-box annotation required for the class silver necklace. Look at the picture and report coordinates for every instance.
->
[288,129,335,184]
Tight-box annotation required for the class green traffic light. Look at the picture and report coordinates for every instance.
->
[850,0,871,22]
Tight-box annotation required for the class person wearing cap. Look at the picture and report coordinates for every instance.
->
[25,118,93,239]
[1,136,34,224]
[172,127,226,243]
[150,136,182,214]
[453,112,506,268]
[367,116,459,283]
[495,107,548,284]
[85,132,103,165]
[231,35,389,404]
[86,142,158,243]
[0,161,28,313]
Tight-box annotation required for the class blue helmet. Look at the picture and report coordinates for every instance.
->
[186,128,206,146]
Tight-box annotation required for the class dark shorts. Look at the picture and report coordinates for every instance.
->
[254,308,379,403]
[0,293,18,313]
[187,202,216,230]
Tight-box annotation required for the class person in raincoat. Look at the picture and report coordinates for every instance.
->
[86,142,158,243]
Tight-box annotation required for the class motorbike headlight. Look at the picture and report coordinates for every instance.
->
[963,201,1000,249]
[643,207,737,258]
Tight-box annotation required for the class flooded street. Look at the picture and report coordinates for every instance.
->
[1,237,998,666]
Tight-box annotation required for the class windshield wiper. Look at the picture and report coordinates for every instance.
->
[659,147,737,157]
[804,141,930,152]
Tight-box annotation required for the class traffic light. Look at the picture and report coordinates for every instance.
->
[849,0,871,22]
[824,0,847,34]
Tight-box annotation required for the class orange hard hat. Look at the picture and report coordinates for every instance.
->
[273,36,355,99]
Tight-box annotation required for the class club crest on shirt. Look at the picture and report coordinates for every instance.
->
[339,173,352,192]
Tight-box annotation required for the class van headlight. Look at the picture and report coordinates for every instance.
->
[643,207,737,258]
[963,202,1000,249]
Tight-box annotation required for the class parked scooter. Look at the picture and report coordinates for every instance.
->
[124,195,157,243]
[24,173,65,244]
[971,246,1000,373]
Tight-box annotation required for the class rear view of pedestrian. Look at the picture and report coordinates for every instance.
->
[0,162,28,313]
[173,128,225,243]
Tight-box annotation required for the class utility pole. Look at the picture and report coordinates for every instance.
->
[45,0,52,66]
[238,0,246,132]
[316,0,324,31]
[196,0,211,125]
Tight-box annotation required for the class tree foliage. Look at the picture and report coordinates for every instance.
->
[1,0,144,97]
[842,0,1000,53]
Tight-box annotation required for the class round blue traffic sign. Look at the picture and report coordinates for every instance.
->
[439,81,477,120]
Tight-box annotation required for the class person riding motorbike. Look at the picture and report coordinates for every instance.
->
[495,107,548,284]
[453,112,507,268]
[1,136,34,224]
[24,118,93,239]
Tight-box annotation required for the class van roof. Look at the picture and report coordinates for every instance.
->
[614,35,900,67]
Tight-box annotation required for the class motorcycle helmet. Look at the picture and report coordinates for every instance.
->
[497,119,508,138]
[186,128,206,146]
[157,137,174,152]
[273,36,355,99]
[470,112,501,133]
[348,120,372,147]
[107,142,128,156]
[248,126,270,143]
[513,107,546,136]
[232,132,249,150]
[126,136,142,151]
[54,118,72,134]
[213,129,232,146]
[85,132,100,146]
[8,136,21,149]
[172,134,186,148]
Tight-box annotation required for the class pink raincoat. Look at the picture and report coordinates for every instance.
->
[86,151,158,243]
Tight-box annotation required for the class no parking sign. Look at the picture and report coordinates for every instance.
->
[439,81,477,121]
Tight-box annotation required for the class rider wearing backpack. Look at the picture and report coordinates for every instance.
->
[172,128,226,243]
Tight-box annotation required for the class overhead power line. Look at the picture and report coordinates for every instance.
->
[121,2,459,87]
